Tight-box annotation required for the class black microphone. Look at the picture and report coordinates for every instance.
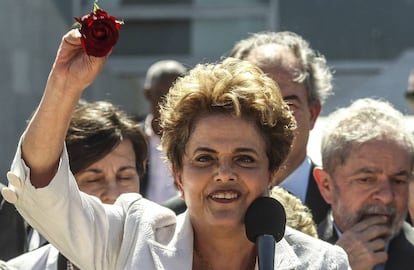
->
[245,196,286,270]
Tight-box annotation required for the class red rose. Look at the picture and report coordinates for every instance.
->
[75,8,123,57]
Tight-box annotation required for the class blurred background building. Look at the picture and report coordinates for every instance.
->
[1,0,414,180]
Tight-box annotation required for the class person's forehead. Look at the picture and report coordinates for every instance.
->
[188,115,266,149]
[340,140,411,171]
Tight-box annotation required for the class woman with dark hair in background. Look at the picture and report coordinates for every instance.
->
[7,101,147,270]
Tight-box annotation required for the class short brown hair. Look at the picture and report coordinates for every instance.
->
[159,57,295,173]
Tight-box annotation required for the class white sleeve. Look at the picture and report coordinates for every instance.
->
[2,139,133,270]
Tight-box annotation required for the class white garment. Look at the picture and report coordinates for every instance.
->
[3,144,351,270]
[279,157,312,203]
[8,244,59,270]
[144,114,178,203]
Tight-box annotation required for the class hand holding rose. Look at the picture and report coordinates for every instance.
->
[19,6,122,188]
[46,5,122,93]
[48,29,108,94]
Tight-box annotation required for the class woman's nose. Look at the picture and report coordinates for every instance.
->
[100,180,121,204]
[214,159,236,182]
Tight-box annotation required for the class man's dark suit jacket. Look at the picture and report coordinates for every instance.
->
[304,163,330,225]
[318,210,414,269]
[0,183,28,260]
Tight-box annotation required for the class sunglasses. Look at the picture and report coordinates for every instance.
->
[405,91,414,101]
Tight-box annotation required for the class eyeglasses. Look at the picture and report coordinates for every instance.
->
[405,91,414,101]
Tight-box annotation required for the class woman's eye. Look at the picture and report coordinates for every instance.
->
[86,179,100,183]
[237,155,255,164]
[86,178,101,183]
[195,154,214,162]
[117,169,139,181]
[118,176,135,182]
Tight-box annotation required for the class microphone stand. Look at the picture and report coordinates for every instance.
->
[257,234,275,270]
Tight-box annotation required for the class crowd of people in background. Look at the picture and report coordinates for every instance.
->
[0,24,414,270]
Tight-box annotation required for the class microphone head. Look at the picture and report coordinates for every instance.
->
[244,196,286,243]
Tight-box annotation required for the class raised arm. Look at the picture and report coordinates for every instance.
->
[22,29,107,187]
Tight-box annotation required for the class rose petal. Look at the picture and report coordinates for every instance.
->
[75,8,122,57]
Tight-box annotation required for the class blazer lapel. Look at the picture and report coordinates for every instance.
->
[147,212,194,270]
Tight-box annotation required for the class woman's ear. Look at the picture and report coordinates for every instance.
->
[171,164,185,199]
[313,166,334,205]
[269,168,279,188]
